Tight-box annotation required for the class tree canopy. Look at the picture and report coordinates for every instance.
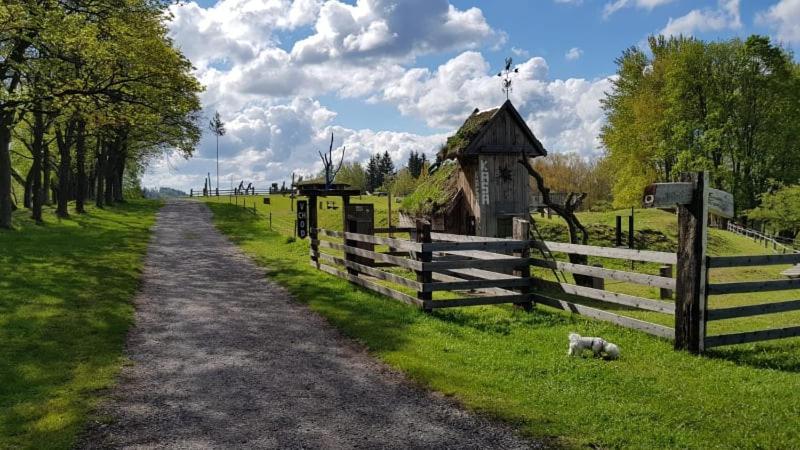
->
[601,35,800,213]
[1,0,202,228]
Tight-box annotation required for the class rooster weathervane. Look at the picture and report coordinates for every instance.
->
[497,57,519,100]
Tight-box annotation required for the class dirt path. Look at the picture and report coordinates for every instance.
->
[80,200,543,449]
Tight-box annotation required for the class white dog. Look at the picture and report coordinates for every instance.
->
[568,332,620,359]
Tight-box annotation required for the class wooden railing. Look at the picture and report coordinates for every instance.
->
[528,240,676,340]
[308,223,800,349]
[726,222,799,254]
[704,253,800,348]
[311,223,532,311]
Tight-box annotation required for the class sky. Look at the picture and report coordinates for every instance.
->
[142,0,800,192]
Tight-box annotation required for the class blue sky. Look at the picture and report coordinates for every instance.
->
[144,0,800,191]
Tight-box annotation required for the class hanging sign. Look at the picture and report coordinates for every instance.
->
[296,200,308,239]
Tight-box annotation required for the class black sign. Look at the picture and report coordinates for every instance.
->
[296,200,308,239]
[263,197,271,205]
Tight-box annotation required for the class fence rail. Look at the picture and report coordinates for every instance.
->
[704,254,800,348]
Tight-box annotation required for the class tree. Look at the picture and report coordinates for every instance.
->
[601,35,800,214]
[748,185,800,239]
[208,111,225,194]
[336,161,367,192]
[531,153,612,210]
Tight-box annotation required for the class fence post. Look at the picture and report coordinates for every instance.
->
[190,189,193,197]
[675,171,709,353]
[415,219,432,313]
[660,265,673,299]
[309,195,318,267]
[512,218,532,311]
[628,212,634,249]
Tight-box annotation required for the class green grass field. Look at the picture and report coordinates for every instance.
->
[0,200,160,449]
[204,194,800,448]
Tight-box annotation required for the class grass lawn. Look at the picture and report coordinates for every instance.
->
[205,197,800,449]
[0,200,160,449]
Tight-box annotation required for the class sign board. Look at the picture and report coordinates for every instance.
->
[296,200,308,239]
[643,182,733,218]
[263,197,271,205]
[707,188,734,219]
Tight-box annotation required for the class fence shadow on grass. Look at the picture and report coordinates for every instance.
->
[705,340,800,373]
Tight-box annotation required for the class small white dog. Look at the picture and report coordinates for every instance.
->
[568,332,620,359]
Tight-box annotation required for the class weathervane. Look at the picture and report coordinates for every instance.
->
[497,57,519,100]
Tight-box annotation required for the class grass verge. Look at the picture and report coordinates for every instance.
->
[206,200,800,449]
[0,200,160,449]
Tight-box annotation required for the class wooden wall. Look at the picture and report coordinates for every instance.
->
[472,108,538,154]
[460,153,529,238]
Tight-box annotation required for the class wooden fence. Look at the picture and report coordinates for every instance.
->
[529,240,676,340]
[310,221,533,311]
[704,253,800,348]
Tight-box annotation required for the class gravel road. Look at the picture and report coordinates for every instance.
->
[79,200,544,449]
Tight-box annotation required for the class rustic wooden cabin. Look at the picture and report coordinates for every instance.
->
[400,100,547,237]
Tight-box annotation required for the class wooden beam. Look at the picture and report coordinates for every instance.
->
[424,277,530,292]
[423,258,530,271]
[316,253,423,291]
[314,240,423,271]
[707,299,800,321]
[708,253,800,268]
[429,294,530,308]
[423,240,529,252]
[536,280,675,314]
[708,278,800,295]
[704,326,800,348]
[675,171,708,353]
[317,228,421,251]
[531,241,676,265]
[314,262,424,308]
[532,293,675,339]
[531,258,676,290]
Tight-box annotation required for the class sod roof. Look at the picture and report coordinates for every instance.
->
[399,160,460,217]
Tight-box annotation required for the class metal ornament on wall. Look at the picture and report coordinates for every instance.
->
[497,57,519,100]
[498,166,513,182]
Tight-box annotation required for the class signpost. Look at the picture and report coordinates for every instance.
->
[643,172,734,353]
[296,200,308,239]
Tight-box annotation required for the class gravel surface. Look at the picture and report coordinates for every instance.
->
[79,200,544,449]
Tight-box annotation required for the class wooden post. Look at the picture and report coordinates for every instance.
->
[628,212,634,249]
[675,171,709,353]
[415,219,432,312]
[615,215,622,247]
[190,189,193,197]
[309,195,318,266]
[512,218,532,311]
[591,264,605,290]
[388,190,393,238]
[660,265,673,299]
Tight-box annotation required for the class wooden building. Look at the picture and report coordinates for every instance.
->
[400,100,547,237]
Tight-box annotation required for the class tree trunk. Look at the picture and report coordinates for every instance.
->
[518,153,592,287]
[0,115,13,229]
[42,142,51,205]
[75,120,87,213]
[23,166,33,209]
[30,110,46,224]
[95,146,105,208]
[55,121,75,218]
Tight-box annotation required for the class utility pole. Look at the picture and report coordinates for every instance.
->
[209,111,226,195]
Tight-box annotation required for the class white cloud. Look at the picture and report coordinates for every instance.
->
[565,47,583,61]
[290,0,499,64]
[381,51,611,156]
[756,0,800,44]
[146,1,614,192]
[603,0,675,19]
[511,47,530,58]
[659,0,741,37]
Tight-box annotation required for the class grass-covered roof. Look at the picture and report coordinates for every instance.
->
[399,160,460,217]
[439,107,498,160]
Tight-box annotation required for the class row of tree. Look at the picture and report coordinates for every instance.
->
[1,0,202,228]
[601,35,800,214]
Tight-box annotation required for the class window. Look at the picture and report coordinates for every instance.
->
[496,217,513,238]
